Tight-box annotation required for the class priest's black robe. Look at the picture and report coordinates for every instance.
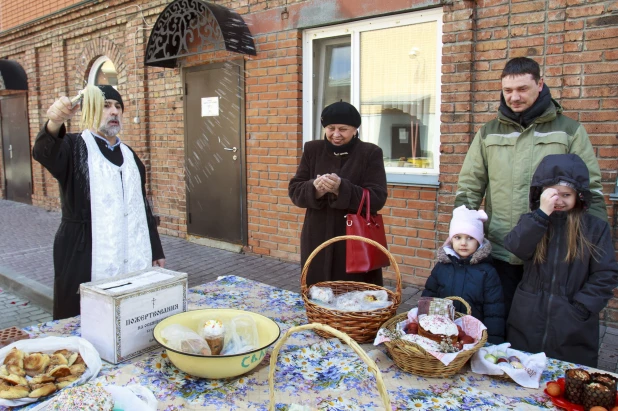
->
[288,139,388,286]
[33,122,164,320]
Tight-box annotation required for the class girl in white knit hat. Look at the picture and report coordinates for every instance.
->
[421,205,505,343]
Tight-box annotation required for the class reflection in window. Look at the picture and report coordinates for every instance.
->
[360,22,437,170]
[312,36,351,139]
[93,59,118,86]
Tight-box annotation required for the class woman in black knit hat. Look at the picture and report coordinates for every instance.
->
[288,101,388,286]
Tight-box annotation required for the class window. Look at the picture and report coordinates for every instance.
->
[88,56,118,86]
[303,9,443,186]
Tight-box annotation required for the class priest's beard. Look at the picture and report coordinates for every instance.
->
[99,116,121,137]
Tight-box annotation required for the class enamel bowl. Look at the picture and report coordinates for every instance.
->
[153,308,281,379]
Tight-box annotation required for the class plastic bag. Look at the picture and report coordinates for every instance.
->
[309,286,335,304]
[334,291,392,312]
[0,336,102,408]
[31,384,158,411]
[104,384,158,411]
[221,315,259,355]
[160,324,211,355]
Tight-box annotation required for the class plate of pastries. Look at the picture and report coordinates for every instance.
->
[0,347,87,400]
[545,368,618,411]
[0,336,102,407]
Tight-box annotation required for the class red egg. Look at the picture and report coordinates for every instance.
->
[405,322,419,335]
[460,335,475,345]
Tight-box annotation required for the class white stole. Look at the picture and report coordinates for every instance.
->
[82,129,152,281]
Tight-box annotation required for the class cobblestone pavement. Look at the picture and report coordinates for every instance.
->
[0,199,616,372]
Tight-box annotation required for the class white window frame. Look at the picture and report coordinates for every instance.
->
[302,9,443,186]
[88,56,117,87]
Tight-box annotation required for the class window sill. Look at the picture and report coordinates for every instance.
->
[386,173,439,188]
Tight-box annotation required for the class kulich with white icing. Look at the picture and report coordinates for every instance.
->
[202,320,225,337]
[418,315,458,336]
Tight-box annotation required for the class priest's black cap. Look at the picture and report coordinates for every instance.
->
[320,101,361,128]
[98,85,124,111]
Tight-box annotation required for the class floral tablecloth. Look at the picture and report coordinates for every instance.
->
[10,276,609,410]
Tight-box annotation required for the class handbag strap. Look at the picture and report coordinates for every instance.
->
[356,188,371,222]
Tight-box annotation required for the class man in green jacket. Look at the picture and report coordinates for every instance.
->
[454,57,607,317]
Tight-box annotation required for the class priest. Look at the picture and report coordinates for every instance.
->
[33,85,165,320]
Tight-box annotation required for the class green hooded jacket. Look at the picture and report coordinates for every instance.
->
[454,100,607,264]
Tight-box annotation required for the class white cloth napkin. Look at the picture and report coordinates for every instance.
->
[470,342,546,388]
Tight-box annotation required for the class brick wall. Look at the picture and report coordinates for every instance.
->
[441,0,618,324]
[0,0,90,32]
[1,0,618,325]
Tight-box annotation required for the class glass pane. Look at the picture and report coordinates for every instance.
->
[94,60,118,86]
[360,22,438,170]
[312,35,351,139]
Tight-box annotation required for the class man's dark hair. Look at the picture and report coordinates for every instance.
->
[501,57,541,82]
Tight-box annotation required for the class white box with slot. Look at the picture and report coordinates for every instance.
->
[80,267,188,364]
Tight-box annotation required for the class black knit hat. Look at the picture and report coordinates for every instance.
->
[320,101,361,128]
[98,85,124,111]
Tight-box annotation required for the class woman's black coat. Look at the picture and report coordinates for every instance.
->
[288,139,387,286]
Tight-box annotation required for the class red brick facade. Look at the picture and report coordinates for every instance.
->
[1,0,618,323]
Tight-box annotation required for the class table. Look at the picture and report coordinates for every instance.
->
[11,276,607,410]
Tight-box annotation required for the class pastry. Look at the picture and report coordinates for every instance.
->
[66,352,79,367]
[3,348,24,368]
[0,374,28,386]
[48,353,68,369]
[583,382,615,411]
[591,372,617,390]
[24,353,50,377]
[55,375,79,389]
[30,375,55,385]
[418,315,458,344]
[0,384,29,399]
[72,354,85,366]
[202,320,225,355]
[69,363,86,376]
[48,365,71,379]
[7,364,26,377]
[363,290,388,303]
[48,384,113,411]
[28,382,56,398]
[564,368,591,404]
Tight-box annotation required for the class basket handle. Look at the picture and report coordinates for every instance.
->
[300,235,402,298]
[268,323,391,411]
[446,296,471,315]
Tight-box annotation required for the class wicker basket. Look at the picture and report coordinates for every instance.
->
[268,323,391,411]
[381,296,488,378]
[301,235,402,343]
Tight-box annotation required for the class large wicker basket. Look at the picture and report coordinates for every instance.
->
[381,296,488,378]
[301,235,402,343]
[268,323,391,410]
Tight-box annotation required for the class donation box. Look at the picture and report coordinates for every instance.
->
[80,267,188,364]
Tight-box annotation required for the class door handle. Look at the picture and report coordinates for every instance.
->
[8,144,12,159]
[223,147,237,153]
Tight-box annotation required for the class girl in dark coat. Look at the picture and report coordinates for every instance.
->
[422,205,505,343]
[504,153,618,366]
[288,101,387,286]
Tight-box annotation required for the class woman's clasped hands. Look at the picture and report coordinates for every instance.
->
[313,173,342,198]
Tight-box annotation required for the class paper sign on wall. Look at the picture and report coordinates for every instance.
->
[399,128,409,143]
[201,97,219,117]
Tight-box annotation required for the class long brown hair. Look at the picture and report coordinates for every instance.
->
[533,206,600,264]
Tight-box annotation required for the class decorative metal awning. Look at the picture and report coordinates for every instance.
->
[0,60,28,91]
[145,0,256,68]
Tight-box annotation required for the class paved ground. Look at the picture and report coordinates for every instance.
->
[0,199,617,372]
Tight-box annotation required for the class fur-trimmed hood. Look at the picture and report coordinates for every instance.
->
[438,239,492,265]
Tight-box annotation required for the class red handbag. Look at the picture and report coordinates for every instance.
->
[345,188,390,273]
